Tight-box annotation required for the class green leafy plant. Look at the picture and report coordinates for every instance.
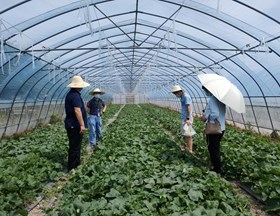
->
[0,104,123,215]
[46,105,252,215]
[49,113,62,124]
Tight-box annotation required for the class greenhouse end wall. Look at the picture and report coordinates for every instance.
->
[112,94,148,104]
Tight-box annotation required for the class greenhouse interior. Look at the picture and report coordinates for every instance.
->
[0,0,280,215]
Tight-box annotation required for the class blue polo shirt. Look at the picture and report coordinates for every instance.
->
[181,94,192,121]
[64,89,87,129]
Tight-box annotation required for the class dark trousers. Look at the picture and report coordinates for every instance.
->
[66,127,83,172]
[206,131,224,173]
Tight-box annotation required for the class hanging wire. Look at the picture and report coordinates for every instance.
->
[172,19,179,63]
[8,55,11,74]
[81,0,94,36]
[0,18,6,74]
[0,17,62,74]
[98,29,102,57]
[32,45,36,69]
[77,0,84,26]
[52,64,56,84]
[15,32,23,65]
[217,0,221,13]
[106,39,114,68]
[166,31,170,59]
[92,4,104,57]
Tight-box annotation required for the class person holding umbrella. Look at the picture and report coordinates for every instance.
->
[171,85,194,153]
[198,73,245,174]
[201,86,226,174]
[86,88,107,151]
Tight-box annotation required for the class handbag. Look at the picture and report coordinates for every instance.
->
[205,116,222,135]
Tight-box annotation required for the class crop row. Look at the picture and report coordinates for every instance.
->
[141,104,280,213]
[0,104,122,215]
[46,105,252,215]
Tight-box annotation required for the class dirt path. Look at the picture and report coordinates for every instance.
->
[230,181,271,216]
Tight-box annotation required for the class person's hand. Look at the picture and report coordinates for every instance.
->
[185,119,192,126]
[80,125,86,134]
[200,114,206,122]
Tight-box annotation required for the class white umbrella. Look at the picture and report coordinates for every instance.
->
[197,73,245,113]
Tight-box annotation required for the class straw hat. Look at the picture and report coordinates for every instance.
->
[89,88,105,95]
[67,75,90,88]
[171,85,183,93]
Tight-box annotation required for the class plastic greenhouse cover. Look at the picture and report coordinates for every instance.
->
[0,0,279,100]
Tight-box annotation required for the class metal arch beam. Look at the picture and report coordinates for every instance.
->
[2,0,114,41]
[2,4,262,55]
[233,0,280,25]
[0,43,210,97]
[0,27,260,99]
[158,0,272,43]
[0,0,279,134]
[81,54,189,80]
[47,26,219,76]
[34,30,194,78]
[2,1,276,64]
[130,20,279,103]
[0,19,266,94]
[58,52,195,93]
[1,62,61,136]
[0,0,31,15]
[1,34,199,96]
[130,0,140,91]
[50,28,212,71]
[0,11,260,74]
[63,49,200,85]
[4,2,276,86]
[89,54,203,94]
[1,4,278,100]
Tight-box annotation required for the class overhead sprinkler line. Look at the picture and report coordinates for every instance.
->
[40,65,222,71]
[2,46,271,53]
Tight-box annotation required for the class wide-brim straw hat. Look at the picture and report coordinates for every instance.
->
[171,85,183,93]
[89,88,105,95]
[67,75,90,88]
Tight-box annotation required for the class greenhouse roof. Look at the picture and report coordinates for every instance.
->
[0,0,280,101]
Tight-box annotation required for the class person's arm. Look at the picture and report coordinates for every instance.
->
[185,94,192,125]
[209,97,220,122]
[86,101,90,114]
[200,109,206,122]
[186,104,192,125]
[74,107,86,134]
[102,104,107,113]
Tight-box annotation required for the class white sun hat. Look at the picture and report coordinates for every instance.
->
[89,88,105,95]
[171,85,183,93]
[67,75,90,88]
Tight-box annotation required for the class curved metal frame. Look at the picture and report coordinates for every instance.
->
[0,0,279,136]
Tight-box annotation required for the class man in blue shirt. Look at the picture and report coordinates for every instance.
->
[172,85,194,153]
[87,88,107,151]
[65,75,90,172]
